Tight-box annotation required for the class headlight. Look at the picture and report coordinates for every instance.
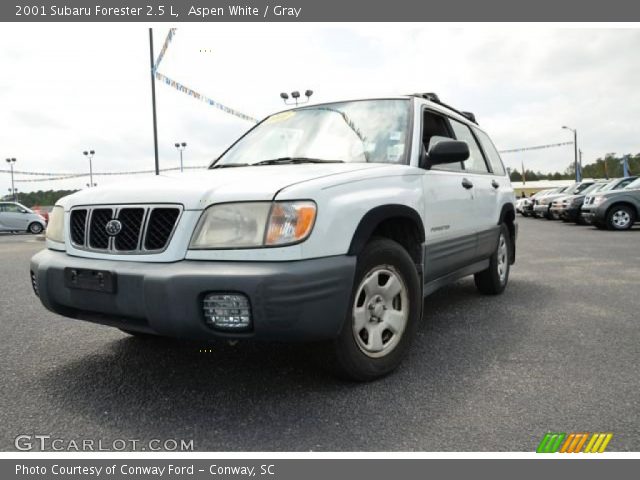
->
[190,201,316,249]
[45,206,65,243]
[592,196,607,206]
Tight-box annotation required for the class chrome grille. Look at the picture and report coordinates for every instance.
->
[70,204,181,254]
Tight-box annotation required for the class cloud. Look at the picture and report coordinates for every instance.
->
[1,24,639,193]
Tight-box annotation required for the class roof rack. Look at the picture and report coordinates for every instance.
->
[410,92,478,125]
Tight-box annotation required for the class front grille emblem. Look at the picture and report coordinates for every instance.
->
[105,219,122,236]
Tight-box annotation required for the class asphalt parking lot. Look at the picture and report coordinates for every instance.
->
[1,219,639,452]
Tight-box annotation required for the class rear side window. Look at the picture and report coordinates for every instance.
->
[449,119,489,174]
[474,128,506,176]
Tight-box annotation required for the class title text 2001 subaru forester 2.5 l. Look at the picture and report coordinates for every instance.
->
[31,93,517,380]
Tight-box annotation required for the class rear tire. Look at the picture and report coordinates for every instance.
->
[28,222,43,234]
[474,224,511,295]
[606,205,635,231]
[332,238,422,381]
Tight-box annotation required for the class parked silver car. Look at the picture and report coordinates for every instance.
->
[0,202,47,234]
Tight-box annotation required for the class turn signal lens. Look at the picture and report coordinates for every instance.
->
[265,201,316,246]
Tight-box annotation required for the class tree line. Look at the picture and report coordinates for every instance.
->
[2,189,78,208]
[509,153,639,182]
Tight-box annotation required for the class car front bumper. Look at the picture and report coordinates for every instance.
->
[533,204,550,214]
[581,205,606,224]
[560,206,581,221]
[30,249,356,342]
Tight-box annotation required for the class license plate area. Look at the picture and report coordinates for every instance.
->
[64,268,116,293]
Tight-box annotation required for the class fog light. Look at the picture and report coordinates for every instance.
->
[203,293,251,331]
[30,270,39,297]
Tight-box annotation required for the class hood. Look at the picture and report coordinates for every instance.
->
[593,187,638,199]
[58,163,387,210]
[562,194,586,202]
[540,193,569,204]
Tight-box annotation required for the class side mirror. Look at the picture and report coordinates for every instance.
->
[424,140,470,169]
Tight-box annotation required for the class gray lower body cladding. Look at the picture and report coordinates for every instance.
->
[30,249,356,342]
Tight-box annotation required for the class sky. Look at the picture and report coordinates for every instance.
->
[1,24,639,194]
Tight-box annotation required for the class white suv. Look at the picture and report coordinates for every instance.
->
[31,94,516,380]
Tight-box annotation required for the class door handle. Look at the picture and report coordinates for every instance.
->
[491,180,500,189]
[461,178,474,189]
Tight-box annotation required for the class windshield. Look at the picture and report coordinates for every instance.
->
[599,179,622,192]
[624,178,640,190]
[582,183,606,195]
[211,99,411,167]
[570,182,593,194]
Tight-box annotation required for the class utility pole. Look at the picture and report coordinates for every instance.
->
[5,158,16,201]
[82,150,95,187]
[579,149,583,180]
[174,142,187,172]
[562,126,579,182]
[149,28,160,175]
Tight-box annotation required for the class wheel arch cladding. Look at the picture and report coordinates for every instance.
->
[499,203,517,264]
[347,205,425,267]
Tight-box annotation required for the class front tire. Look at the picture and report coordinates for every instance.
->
[28,222,43,234]
[474,224,511,295]
[332,238,422,381]
[606,205,635,231]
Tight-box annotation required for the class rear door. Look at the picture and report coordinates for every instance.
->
[473,127,511,258]
[448,120,498,260]
[420,108,477,282]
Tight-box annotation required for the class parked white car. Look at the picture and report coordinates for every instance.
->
[31,94,517,380]
[0,202,47,234]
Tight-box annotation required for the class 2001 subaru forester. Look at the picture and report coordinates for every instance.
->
[31,93,517,380]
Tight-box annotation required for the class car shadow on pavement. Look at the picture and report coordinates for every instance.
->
[38,277,551,451]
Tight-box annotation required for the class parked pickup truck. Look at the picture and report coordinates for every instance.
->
[31,93,517,380]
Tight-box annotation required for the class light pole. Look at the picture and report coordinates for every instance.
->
[280,89,314,106]
[82,150,95,187]
[5,158,16,201]
[174,142,187,172]
[8,187,18,202]
[562,126,579,182]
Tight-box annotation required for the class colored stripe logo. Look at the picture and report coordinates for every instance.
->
[537,432,613,453]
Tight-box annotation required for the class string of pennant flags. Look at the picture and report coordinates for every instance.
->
[154,27,176,70]
[1,166,209,183]
[4,139,580,183]
[499,141,574,154]
[155,71,259,123]
[153,28,258,124]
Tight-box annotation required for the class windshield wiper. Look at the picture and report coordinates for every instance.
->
[253,157,344,166]
[211,163,251,169]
